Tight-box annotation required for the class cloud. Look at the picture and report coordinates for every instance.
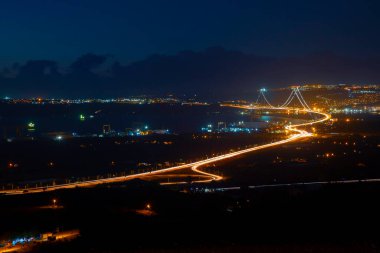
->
[18,60,60,78]
[0,49,379,98]
[70,53,108,73]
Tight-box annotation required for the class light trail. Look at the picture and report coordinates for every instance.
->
[0,105,330,195]
[182,105,331,184]
[161,106,330,185]
[207,178,380,192]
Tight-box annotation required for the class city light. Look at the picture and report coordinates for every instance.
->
[27,122,35,130]
[1,3,379,251]
[0,87,332,194]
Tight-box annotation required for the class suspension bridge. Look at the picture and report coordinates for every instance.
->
[254,87,312,110]
[0,88,331,195]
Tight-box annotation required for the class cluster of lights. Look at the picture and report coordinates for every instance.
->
[129,125,149,136]
[99,125,169,138]
[1,96,188,105]
[11,236,36,246]
[202,123,259,134]
[8,162,19,168]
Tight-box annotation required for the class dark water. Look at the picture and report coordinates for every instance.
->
[0,103,257,135]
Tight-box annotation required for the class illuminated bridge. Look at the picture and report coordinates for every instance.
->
[254,86,313,110]
[0,88,331,195]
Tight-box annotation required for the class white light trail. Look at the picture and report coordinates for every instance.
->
[0,89,331,195]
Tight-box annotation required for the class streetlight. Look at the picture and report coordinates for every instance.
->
[27,122,35,131]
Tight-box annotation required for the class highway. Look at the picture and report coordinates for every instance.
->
[0,105,331,195]
[163,105,331,185]
[210,178,380,192]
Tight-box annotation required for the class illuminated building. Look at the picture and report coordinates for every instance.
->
[103,125,111,134]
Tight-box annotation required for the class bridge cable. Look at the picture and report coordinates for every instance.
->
[295,87,312,110]
[294,89,312,111]
[255,91,262,105]
[279,89,295,108]
[260,90,275,108]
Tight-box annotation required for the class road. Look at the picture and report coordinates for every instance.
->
[0,106,330,195]
[163,105,331,185]
[210,178,380,192]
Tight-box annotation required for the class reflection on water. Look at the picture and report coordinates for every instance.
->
[0,104,251,134]
[0,103,308,138]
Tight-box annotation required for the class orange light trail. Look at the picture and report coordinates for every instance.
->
[0,106,330,195]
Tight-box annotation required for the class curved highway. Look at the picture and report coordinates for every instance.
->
[0,106,330,195]
[162,106,330,184]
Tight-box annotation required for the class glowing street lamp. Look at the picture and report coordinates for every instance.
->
[27,122,36,131]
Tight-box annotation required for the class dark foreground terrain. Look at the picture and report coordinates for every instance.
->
[1,180,380,252]
[1,113,379,252]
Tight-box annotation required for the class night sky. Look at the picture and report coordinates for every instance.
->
[1,0,379,98]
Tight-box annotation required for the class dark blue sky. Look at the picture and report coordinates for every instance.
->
[1,0,379,67]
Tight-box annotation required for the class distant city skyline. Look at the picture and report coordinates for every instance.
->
[1,48,380,99]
